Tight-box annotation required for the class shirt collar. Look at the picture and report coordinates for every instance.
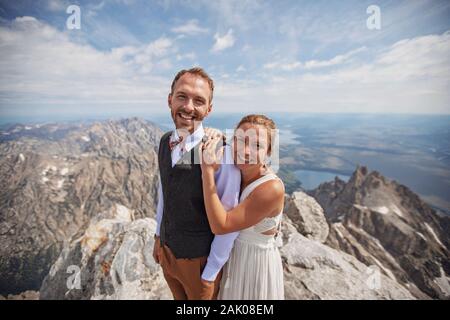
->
[172,123,205,152]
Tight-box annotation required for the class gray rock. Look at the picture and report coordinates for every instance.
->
[284,192,329,243]
[0,118,162,294]
[308,165,450,299]
[39,205,171,300]
[280,217,415,300]
[0,290,39,300]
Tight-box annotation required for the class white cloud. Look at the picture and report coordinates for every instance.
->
[160,0,267,32]
[0,16,449,116]
[171,19,209,35]
[176,52,197,61]
[216,31,450,114]
[241,44,252,52]
[304,47,367,69]
[46,0,68,12]
[264,47,367,71]
[211,29,235,52]
[263,61,301,71]
[86,1,106,17]
[0,16,173,113]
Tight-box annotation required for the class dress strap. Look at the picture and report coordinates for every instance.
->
[240,173,278,201]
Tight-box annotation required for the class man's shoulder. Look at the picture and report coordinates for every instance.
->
[221,145,236,166]
[216,145,239,179]
[162,130,172,140]
[159,131,172,144]
[157,131,173,156]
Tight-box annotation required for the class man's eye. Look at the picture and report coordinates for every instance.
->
[177,95,186,100]
[195,99,204,105]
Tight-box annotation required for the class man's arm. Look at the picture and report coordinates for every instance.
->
[152,177,163,264]
[201,146,241,281]
[155,177,163,236]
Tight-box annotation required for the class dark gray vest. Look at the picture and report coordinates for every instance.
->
[158,131,214,259]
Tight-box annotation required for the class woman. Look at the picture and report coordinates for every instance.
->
[200,114,285,300]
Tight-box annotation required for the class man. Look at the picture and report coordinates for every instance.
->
[152,67,240,300]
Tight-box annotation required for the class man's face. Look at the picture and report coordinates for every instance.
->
[168,73,212,133]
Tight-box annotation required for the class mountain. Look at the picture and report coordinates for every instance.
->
[39,191,414,300]
[308,166,450,299]
[1,117,448,299]
[0,118,162,294]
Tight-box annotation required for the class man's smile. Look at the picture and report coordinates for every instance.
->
[177,112,196,121]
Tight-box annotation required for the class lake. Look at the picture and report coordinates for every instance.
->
[295,169,350,190]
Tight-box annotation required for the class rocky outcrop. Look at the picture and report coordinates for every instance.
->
[39,192,415,300]
[284,192,329,243]
[308,166,450,299]
[281,216,414,300]
[0,118,162,294]
[0,290,39,300]
[39,204,171,300]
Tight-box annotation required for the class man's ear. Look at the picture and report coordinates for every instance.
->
[168,93,172,109]
[207,103,213,115]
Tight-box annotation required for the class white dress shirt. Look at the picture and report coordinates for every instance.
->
[155,123,241,281]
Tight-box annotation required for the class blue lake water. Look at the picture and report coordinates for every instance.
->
[295,169,350,190]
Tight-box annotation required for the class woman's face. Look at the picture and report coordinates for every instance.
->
[232,123,270,172]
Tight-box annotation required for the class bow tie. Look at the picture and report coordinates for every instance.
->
[169,135,184,151]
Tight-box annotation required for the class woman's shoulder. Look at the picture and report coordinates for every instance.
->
[252,176,285,201]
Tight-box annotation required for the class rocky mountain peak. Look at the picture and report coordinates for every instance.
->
[0,118,163,295]
[309,166,450,299]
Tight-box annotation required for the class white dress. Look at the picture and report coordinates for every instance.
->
[218,173,285,300]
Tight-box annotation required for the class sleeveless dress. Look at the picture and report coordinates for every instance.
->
[218,173,285,300]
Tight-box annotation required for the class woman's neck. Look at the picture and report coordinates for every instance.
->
[241,165,268,189]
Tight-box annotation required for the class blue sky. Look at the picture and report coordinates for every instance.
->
[0,0,449,119]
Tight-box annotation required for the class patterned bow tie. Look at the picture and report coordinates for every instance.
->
[169,135,183,151]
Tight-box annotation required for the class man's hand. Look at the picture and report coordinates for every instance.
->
[201,278,215,285]
[200,278,216,300]
[153,236,161,264]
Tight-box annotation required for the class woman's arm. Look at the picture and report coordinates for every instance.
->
[199,136,284,234]
[201,168,284,234]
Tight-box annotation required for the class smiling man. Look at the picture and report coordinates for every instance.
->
[152,67,241,300]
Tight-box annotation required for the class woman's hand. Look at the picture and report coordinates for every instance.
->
[204,127,224,140]
[199,129,224,174]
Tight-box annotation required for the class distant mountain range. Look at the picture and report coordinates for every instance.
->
[0,118,162,294]
[0,118,448,299]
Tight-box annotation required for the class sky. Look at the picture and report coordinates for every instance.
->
[0,0,449,119]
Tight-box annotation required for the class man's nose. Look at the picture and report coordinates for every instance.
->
[183,99,195,113]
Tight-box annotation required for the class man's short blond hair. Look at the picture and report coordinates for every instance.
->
[170,67,215,103]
